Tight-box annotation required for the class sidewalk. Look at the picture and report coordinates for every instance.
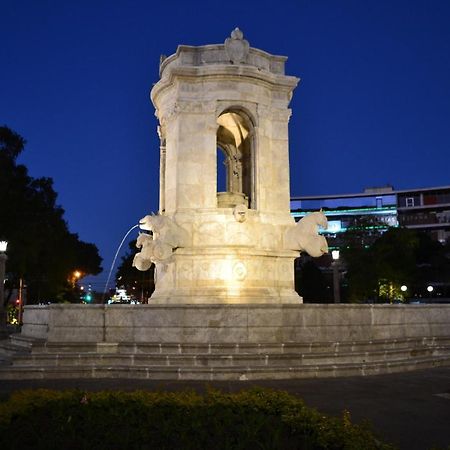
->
[0,366,448,449]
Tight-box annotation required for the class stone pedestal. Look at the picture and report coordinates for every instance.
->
[0,304,445,381]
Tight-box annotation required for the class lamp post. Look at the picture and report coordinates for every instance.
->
[400,284,407,299]
[331,250,341,304]
[0,241,8,338]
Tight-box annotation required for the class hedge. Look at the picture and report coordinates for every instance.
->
[0,388,396,450]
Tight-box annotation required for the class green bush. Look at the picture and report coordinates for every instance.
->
[0,388,395,450]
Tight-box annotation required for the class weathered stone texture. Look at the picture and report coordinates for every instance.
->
[22,304,450,344]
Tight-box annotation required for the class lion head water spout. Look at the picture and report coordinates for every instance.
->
[284,211,329,258]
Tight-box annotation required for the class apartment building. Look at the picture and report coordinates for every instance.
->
[291,185,450,247]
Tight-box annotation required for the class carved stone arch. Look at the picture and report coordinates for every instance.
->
[216,108,256,209]
[216,104,257,128]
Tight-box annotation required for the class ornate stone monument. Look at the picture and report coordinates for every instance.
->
[9,30,450,381]
[134,29,328,304]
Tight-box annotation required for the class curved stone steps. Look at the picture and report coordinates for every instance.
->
[1,335,449,380]
[0,338,32,365]
[0,355,449,381]
[8,345,450,368]
[12,336,450,355]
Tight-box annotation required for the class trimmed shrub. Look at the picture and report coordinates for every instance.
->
[0,388,395,450]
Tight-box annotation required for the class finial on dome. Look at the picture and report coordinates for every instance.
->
[225,27,249,64]
[230,28,244,40]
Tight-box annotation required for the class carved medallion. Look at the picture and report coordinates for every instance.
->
[233,261,247,281]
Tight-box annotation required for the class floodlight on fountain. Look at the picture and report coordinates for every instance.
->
[0,241,8,253]
[427,285,434,293]
[400,285,407,292]
[331,250,340,260]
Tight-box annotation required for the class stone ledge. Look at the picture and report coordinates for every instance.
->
[10,346,450,368]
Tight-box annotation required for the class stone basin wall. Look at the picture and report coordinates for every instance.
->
[21,304,450,344]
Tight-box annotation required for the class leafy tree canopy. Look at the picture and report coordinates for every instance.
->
[0,126,102,304]
[339,217,387,302]
[341,224,449,303]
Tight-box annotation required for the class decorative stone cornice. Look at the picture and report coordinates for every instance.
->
[159,28,289,78]
[151,64,299,107]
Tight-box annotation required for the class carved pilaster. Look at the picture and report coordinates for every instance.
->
[158,126,166,214]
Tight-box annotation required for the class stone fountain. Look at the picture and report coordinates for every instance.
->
[3,30,449,381]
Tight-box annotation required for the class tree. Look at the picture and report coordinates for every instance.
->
[409,232,450,298]
[339,217,386,302]
[115,240,155,303]
[371,228,418,301]
[0,126,102,304]
[342,226,450,303]
[295,257,331,303]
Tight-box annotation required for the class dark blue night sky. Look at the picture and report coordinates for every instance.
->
[2,0,450,290]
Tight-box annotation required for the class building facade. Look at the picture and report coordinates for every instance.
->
[291,185,450,248]
[291,185,450,302]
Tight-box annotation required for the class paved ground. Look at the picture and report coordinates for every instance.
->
[0,367,449,449]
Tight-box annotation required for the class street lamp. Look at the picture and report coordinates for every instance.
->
[400,285,408,302]
[0,241,8,338]
[70,270,82,288]
[331,250,341,304]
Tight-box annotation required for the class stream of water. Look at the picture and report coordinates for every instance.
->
[103,223,140,300]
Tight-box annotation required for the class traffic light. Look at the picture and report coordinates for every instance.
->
[85,293,93,303]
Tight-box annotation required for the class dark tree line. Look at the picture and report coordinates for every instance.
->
[341,225,450,302]
[0,126,102,304]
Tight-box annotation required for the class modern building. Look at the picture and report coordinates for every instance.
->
[291,185,450,303]
[291,185,450,248]
[396,186,450,243]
